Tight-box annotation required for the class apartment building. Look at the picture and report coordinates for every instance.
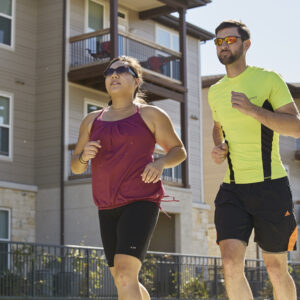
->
[0,0,216,256]
[202,75,300,260]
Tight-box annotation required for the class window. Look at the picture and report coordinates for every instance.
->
[84,99,103,116]
[0,209,10,271]
[156,27,180,80]
[154,127,182,184]
[86,0,104,55]
[0,209,9,240]
[0,92,12,159]
[87,0,104,33]
[0,0,14,48]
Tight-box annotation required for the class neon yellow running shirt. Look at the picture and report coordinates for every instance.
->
[208,66,293,184]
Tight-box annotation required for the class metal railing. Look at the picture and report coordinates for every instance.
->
[69,29,181,80]
[1,241,300,299]
[68,144,183,186]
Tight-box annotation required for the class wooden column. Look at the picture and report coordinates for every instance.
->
[179,7,189,188]
[110,0,118,59]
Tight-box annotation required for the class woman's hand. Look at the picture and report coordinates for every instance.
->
[81,140,101,162]
[141,159,164,183]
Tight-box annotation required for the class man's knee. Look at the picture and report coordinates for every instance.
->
[221,255,245,280]
[264,259,287,281]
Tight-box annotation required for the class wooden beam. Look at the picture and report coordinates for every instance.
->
[69,28,110,43]
[143,71,186,93]
[110,0,118,58]
[68,63,109,81]
[142,82,184,102]
[179,7,189,188]
[139,5,176,20]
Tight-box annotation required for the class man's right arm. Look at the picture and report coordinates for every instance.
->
[211,121,228,164]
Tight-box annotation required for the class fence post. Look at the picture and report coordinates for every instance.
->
[86,248,90,298]
[214,257,218,300]
[177,255,180,299]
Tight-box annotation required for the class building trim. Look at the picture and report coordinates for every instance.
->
[192,203,211,210]
[197,41,205,204]
[0,181,38,192]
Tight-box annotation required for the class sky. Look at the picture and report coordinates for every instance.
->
[185,0,300,83]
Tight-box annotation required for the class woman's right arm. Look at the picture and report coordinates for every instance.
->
[71,113,101,174]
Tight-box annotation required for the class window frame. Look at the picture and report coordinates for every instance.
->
[155,25,180,80]
[83,98,104,116]
[0,208,11,242]
[155,25,179,52]
[0,208,11,271]
[0,0,15,50]
[85,0,106,33]
[0,90,13,161]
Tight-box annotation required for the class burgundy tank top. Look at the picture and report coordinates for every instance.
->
[89,106,165,210]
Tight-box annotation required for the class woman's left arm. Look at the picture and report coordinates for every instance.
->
[141,106,187,183]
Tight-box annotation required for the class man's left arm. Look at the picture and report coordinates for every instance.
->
[231,91,300,138]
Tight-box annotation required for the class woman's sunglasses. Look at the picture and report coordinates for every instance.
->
[104,66,138,78]
[214,36,242,46]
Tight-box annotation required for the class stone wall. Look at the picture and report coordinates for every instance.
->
[0,187,36,242]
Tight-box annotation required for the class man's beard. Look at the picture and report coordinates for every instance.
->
[217,46,243,65]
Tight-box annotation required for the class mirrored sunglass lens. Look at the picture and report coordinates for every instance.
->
[225,37,237,44]
[214,38,222,46]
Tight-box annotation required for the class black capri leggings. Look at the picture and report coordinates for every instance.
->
[98,201,159,267]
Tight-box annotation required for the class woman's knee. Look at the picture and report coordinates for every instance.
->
[114,266,138,288]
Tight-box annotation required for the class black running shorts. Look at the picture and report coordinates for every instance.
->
[214,177,297,252]
[98,201,159,267]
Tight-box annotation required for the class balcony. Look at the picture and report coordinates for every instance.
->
[68,29,186,102]
[68,144,183,187]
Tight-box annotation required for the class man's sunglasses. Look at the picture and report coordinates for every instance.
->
[104,66,138,78]
[214,36,242,46]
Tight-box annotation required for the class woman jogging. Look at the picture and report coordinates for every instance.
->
[71,55,187,300]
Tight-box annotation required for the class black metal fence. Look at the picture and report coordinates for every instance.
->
[1,241,300,299]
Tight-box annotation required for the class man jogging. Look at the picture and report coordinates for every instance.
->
[209,20,300,300]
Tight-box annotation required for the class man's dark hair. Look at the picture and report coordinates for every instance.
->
[215,20,250,40]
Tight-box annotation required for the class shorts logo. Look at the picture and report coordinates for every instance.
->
[285,211,291,216]
[130,246,136,249]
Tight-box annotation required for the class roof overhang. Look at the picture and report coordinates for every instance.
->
[139,0,211,20]
[152,15,214,41]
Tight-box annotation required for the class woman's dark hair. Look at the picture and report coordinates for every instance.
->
[215,20,250,41]
[105,55,146,106]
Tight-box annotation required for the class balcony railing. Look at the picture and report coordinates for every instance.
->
[69,29,181,81]
[68,144,182,186]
